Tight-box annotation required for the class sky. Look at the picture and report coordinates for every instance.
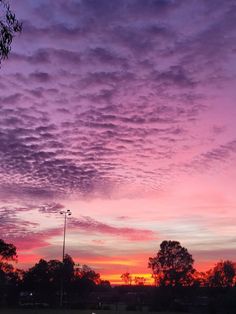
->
[0,0,236,285]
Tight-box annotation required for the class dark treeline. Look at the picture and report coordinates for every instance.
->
[0,238,110,308]
[0,239,236,313]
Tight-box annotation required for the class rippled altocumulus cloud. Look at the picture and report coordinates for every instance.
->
[0,0,236,201]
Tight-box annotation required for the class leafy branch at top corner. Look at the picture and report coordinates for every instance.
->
[0,0,22,63]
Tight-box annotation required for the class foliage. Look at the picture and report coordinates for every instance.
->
[121,272,132,285]
[148,240,194,287]
[21,255,102,305]
[62,253,75,287]
[0,238,17,261]
[134,276,146,285]
[23,258,59,295]
[23,254,76,294]
[192,270,208,287]
[98,279,111,289]
[1,238,236,311]
[0,239,20,306]
[75,264,101,284]
[0,0,22,62]
[208,260,236,288]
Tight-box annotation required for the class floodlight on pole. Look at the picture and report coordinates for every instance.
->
[60,209,72,307]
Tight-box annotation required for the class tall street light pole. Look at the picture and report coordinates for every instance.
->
[60,209,72,307]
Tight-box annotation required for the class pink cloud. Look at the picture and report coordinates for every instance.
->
[70,216,156,241]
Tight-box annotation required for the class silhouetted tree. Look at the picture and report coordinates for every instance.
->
[208,260,235,288]
[121,272,132,285]
[0,263,22,305]
[0,0,22,63]
[69,264,101,299]
[0,239,19,305]
[192,270,208,287]
[75,264,101,284]
[148,240,194,286]
[0,238,17,261]
[0,240,105,307]
[23,258,61,305]
[62,253,76,300]
[23,255,102,305]
[23,259,54,293]
[98,280,111,290]
[63,254,75,284]
[134,276,146,286]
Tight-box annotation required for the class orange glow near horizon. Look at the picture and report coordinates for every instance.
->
[82,259,137,266]
[16,252,225,285]
[101,273,154,285]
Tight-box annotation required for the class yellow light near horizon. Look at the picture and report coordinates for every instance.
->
[101,273,154,285]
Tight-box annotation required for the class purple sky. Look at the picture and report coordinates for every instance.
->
[0,0,236,284]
